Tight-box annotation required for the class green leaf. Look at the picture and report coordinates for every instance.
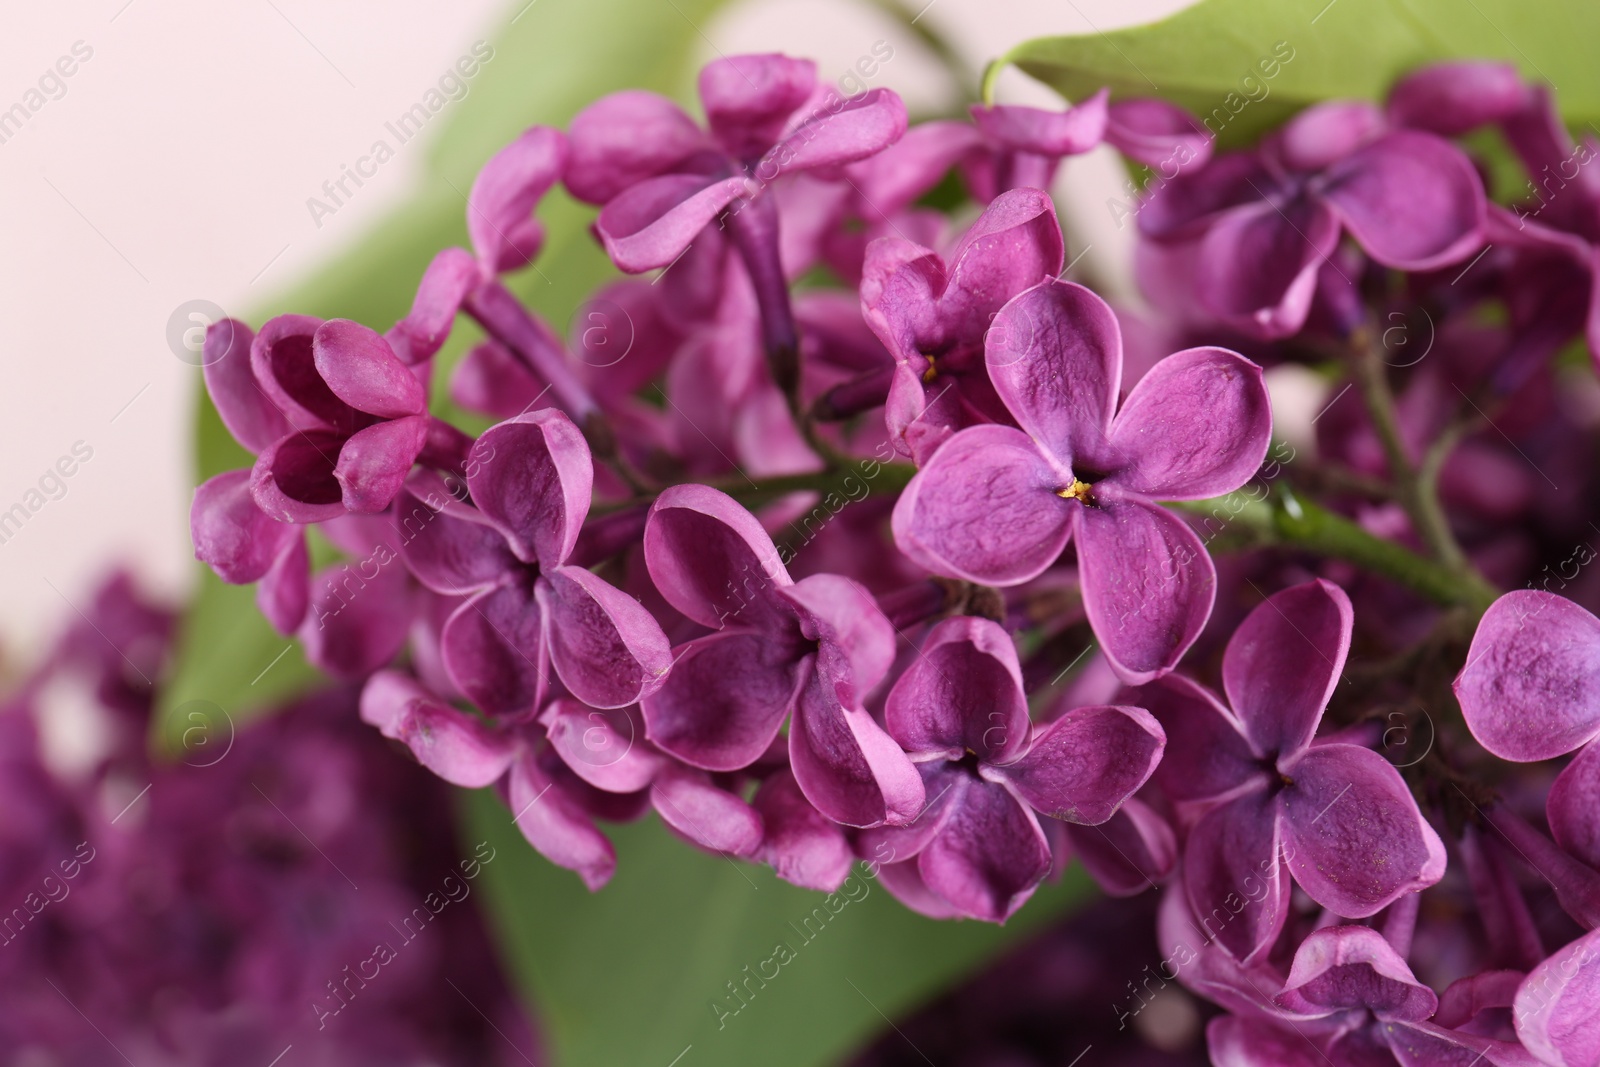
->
[461,790,1089,1067]
[1001,0,1600,149]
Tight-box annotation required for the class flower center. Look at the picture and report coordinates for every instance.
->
[921,353,938,383]
[1056,479,1094,504]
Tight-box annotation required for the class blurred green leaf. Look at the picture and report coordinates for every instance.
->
[1001,0,1600,149]
[462,790,1089,1067]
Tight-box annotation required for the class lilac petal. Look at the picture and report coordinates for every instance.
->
[393,696,516,789]
[202,318,288,452]
[334,415,431,514]
[300,559,413,680]
[440,582,547,718]
[855,761,965,868]
[1206,1016,1326,1067]
[699,53,815,159]
[986,279,1121,464]
[1066,798,1176,896]
[1454,591,1600,761]
[1272,101,1386,172]
[393,479,517,595]
[970,92,1108,157]
[509,750,616,891]
[991,704,1164,824]
[890,425,1073,586]
[757,88,908,179]
[1515,927,1600,1066]
[360,669,433,735]
[250,313,348,430]
[1105,346,1272,500]
[468,409,592,567]
[884,615,1030,762]
[917,778,1050,922]
[754,769,852,892]
[1388,62,1529,136]
[1222,579,1352,760]
[256,531,309,634]
[1279,743,1447,916]
[876,858,966,920]
[644,483,791,629]
[780,573,896,707]
[450,340,549,420]
[312,319,427,418]
[1139,151,1275,240]
[847,120,983,217]
[191,469,301,582]
[564,90,709,204]
[542,700,663,793]
[536,566,671,709]
[467,125,565,273]
[1139,673,1260,804]
[1548,741,1600,870]
[651,764,764,857]
[1075,496,1215,685]
[1105,98,1213,170]
[1276,925,1437,1020]
[1434,970,1525,1030]
[595,172,750,273]
[1184,788,1289,962]
[1321,131,1487,270]
[1195,197,1341,338]
[387,247,480,364]
[1380,1021,1537,1067]
[249,431,347,523]
[789,669,926,829]
[640,629,804,771]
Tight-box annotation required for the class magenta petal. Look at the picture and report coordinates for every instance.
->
[856,761,964,868]
[312,319,426,418]
[640,630,803,771]
[876,857,965,920]
[1206,1016,1326,1067]
[1222,579,1352,760]
[1074,496,1215,685]
[1140,673,1258,803]
[644,484,791,629]
[360,669,432,735]
[394,480,517,595]
[1066,798,1176,896]
[986,279,1121,464]
[993,704,1165,824]
[191,469,301,583]
[790,669,926,829]
[700,53,815,159]
[468,409,593,567]
[1184,788,1289,962]
[542,700,662,793]
[1321,131,1487,270]
[758,88,908,179]
[1276,925,1438,1020]
[1106,347,1272,500]
[780,573,896,705]
[596,172,750,273]
[251,432,347,523]
[1388,61,1529,135]
[1279,743,1447,917]
[933,187,1066,328]
[467,125,565,273]
[754,769,853,892]
[450,340,549,419]
[885,615,1030,762]
[394,698,516,789]
[970,93,1107,156]
[202,318,288,453]
[387,247,480,365]
[536,566,671,710]
[1454,591,1600,761]
[651,763,764,857]
[1197,197,1341,338]
[565,90,709,204]
[509,750,616,891]
[440,582,547,718]
[300,559,413,680]
[1273,101,1386,172]
[917,779,1050,922]
[1515,926,1600,1066]
[256,531,309,635]
[334,415,430,514]
[1105,98,1213,170]
[250,313,345,430]
[1548,741,1600,870]
[891,425,1073,586]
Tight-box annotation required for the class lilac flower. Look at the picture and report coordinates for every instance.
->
[1210,926,1534,1065]
[891,279,1272,682]
[1514,925,1600,1065]
[861,187,1065,463]
[861,616,1164,922]
[639,484,924,828]
[1144,580,1446,961]
[1138,99,1487,338]
[395,407,671,714]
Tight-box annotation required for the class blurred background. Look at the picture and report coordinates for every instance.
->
[0,0,1195,666]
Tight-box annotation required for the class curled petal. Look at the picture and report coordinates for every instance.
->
[640,630,804,771]
[509,751,616,891]
[250,431,346,523]
[1184,788,1288,962]
[758,88,908,180]
[565,90,709,204]
[1279,743,1447,917]
[1105,347,1271,501]
[1195,196,1341,339]
[537,566,672,710]
[644,483,791,630]
[992,704,1165,825]
[891,425,1073,586]
[1074,495,1215,685]
[1272,100,1386,172]
[700,53,815,159]
[468,125,566,273]
[1066,799,1177,896]
[970,92,1108,157]
[1388,61,1529,136]
[387,247,480,364]
[300,558,413,680]
[191,469,301,583]
[651,764,764,857]
[596,172,750,273]
[876,857,966,920]
[917,779,1050,922]
[468,408,593,567]
[1515,926,1600,1066]
[1454,591,1600,761]
[334,415,431,514]
[440,582,547,719]
[754,769,853,892]
[360,669,433,735]
[885,615,1029,763]
[1550,742,1600,871]
[1321,131,1487,270]
[202,318,287,452]
[250,313,345,430]
[780,573,896,706]
[393,694,516,789]
[1222,579,1351,760]
[1106,98,1213,170]
[1275,924,1437,1020]
[256,531,309,635]
[393,478,517,595]
[542,700,662,794]
[790,670,926,829]
[312,319,427,418]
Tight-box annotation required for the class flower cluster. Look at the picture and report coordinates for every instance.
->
[193,48,1600,1066]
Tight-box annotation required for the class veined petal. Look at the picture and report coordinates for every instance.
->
[1138,673,1260,804]
[991,703,1165,825]
[440,581,547,719]
[1321,131,1487,270]
[334,415,430,514]
[565,90,709,204]
[1222,579,1352,760]
[790,668,925,828]
[757,88,907,179]
[1066,798,1177,896]
[468,408,593,567]
[393,477,516,596]
[467,125,566,273]
[596,172,749,273]
[780,573,896,705]
[885,615,1030,763]
[1549,741,1600,870]
[508,750,616,890]
[312,319,427,418]
[1184,788,1289,962]
[1515,926,1600,1066]
[916,778,1050,922]
[537,566,672,710]
[644,483,792,629]
[640,629,804,771]
[1275,924,1437,1020]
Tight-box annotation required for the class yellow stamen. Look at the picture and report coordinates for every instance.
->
[921,353,938,383]
[1056,479,1094,503]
